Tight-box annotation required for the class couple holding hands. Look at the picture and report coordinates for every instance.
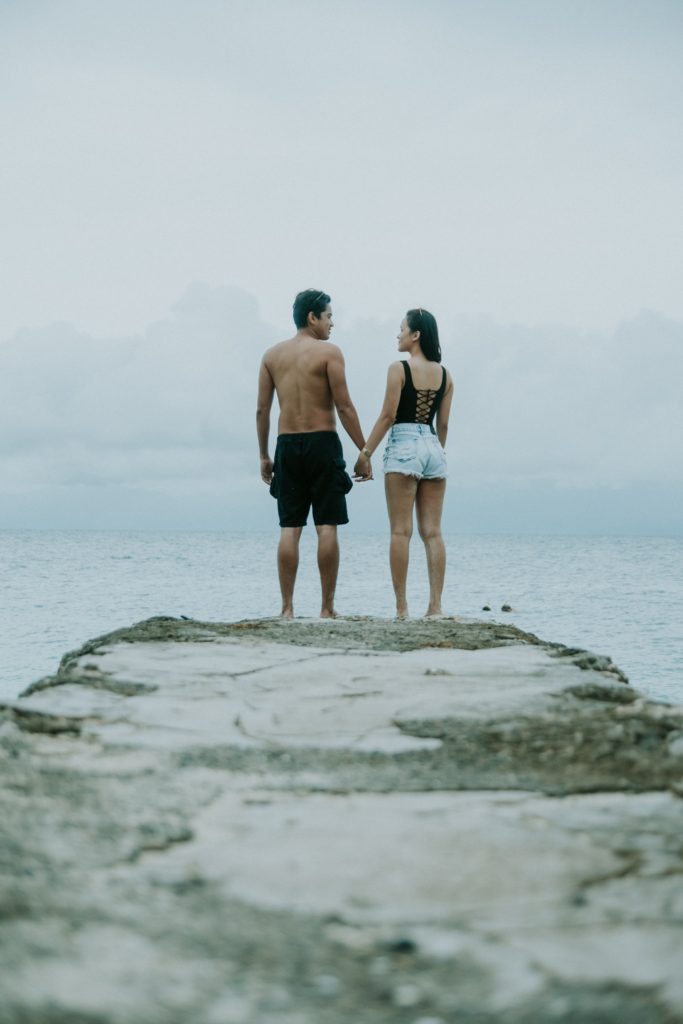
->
[256,288,454,619]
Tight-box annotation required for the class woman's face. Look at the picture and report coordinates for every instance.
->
[397,317,419,352]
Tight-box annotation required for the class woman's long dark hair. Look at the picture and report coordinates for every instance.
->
[406,308,441,362]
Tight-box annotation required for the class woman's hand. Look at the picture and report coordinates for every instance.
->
[353,453,373,481]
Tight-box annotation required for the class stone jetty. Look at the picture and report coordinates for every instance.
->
[1,615,682,1023]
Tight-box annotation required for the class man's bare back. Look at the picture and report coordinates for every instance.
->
[263,335,339,435]
[256,300,367,482]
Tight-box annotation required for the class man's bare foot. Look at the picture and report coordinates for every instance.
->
[280,606,294,619]
[395,605,409,620]
[320,608,339,619]
[424,607,443,618]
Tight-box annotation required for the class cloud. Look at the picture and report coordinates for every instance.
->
[0,284,280,530]
[448,310,683,488]
[1,0,682,345]
[0,283,274,458]
[0,283,681,532]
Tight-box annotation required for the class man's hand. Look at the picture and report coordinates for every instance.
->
[353,453,373,481]
[260,457,274,484]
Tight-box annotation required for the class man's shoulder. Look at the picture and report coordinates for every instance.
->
[323,341,343,361]
[263,337,295,362]
[264,337,341,368]
[302,339,343,367]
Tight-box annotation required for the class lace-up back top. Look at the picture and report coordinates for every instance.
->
[394,361,447,433]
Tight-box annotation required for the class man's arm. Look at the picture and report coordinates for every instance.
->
[326,346,366,452]
[256,356,275,484]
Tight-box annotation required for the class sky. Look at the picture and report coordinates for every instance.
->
[1,0,682,533]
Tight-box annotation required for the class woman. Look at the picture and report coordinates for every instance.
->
[354,309,453,618]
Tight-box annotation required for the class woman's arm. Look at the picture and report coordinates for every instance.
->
[353,362,404,478]
[435,370,454,449]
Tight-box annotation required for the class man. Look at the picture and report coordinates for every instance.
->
[256,289,371,618]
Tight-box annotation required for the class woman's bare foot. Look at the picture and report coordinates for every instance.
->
[320,607,339,619]
[280,606,294,619]
[424,606,443,618]
[395,604,409,620]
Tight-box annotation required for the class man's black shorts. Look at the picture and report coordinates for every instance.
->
[269,431,353,528]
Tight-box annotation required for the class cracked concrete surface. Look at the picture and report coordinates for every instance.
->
[1,615,682,1023]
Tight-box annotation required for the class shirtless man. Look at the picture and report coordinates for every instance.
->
[256,289,371,618]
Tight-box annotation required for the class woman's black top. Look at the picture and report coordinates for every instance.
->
[394,361,447,433]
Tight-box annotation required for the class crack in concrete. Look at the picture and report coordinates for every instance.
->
[0,703,84,735]
[577,851,644,892]
[126,826,195,864]
[223,651,333,680]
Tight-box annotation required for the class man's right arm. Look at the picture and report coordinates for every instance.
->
[256,356,275,484]
[326,346,366,453]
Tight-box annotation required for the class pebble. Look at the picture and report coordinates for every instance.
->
[263,986,292,1011]
[667,733,683,757]
[314,974,340,997]
[369,955,391,977]
[393,983,422,1007]
[204,994,253,1024]
[324,922,374,950]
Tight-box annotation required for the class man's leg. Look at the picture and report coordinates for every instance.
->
[416,478,447,616]
[278,526,303,618]
[385,473,419,618]
[316,524,339,618]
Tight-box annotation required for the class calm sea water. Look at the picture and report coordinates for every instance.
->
[1,531,681,704]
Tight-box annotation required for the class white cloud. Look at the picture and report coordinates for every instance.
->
[0,284,681,530]
[0,0,681,342]
[1,2,681,530]
[449,311,683,487]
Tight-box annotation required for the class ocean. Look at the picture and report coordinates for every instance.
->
[1,530,681,705]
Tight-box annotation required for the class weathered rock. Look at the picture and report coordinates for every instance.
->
[1,616,682,1024]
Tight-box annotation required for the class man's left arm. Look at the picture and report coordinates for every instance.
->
[256,357,275,484]
[327,347,366,453]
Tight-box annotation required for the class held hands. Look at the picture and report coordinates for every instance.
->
[353,452,373,481]
[260,456,274,484]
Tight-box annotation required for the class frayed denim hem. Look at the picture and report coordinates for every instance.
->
[383,469,447,481]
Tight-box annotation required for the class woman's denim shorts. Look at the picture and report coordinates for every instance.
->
[383,424,447,480]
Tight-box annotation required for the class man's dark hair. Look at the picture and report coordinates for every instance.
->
[293,289,331,329]
[406,308,441,362]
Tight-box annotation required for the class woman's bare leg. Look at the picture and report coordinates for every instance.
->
[277,526,303,617]
[416,478,447,616]
[385,473,419,618]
